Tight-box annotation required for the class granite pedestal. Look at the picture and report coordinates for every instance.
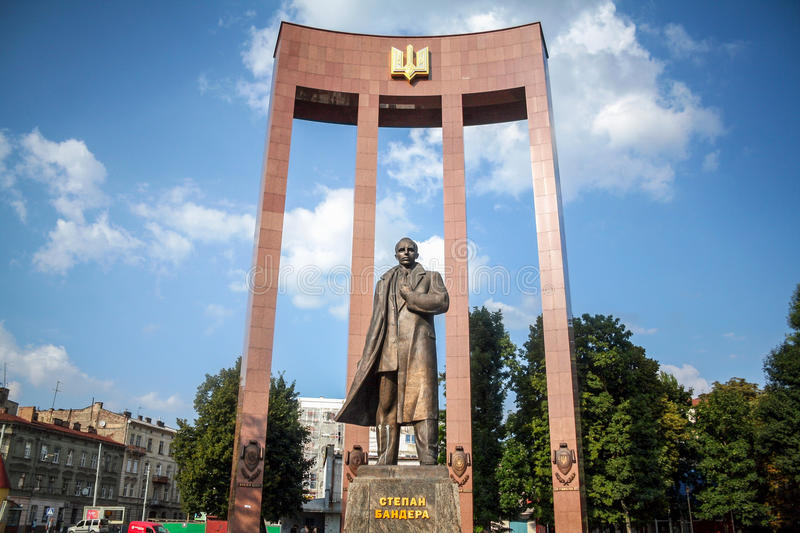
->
[344,466,461,533]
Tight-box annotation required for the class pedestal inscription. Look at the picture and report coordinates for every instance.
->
[344,466,461,533]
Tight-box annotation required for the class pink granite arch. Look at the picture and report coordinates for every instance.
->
[229,22,587,533]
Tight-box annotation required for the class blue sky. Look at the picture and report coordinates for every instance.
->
[1,1,798,425]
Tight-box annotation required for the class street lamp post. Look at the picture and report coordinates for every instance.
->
[141,463,150,521]
[92,442,102,507]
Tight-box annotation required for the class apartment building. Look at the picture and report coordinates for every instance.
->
[29,402,182,521]
[0,409,125,530]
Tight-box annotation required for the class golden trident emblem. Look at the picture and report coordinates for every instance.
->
[390,44,430,82]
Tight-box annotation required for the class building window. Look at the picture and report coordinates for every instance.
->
[80,452,87,467]
[86,482,93,496]
[66,449,73,466]
[147,438,153,452]
[52,447,60,464]
[135,435,141,447]
[17,473,25,489]
[156,464,162,476]
[74,480,82,496]
[108,486,113,499]
[40,445,49,462]
[158,441,164,455]
[132,460,138,473]
[126,459,132,473]
[101,486,107,499]
[91,454,97,469]
[48,476,55,493]
[129,434,135,445]
[35,474,42,491]
[23,441,31,459]
[62,478,70,493]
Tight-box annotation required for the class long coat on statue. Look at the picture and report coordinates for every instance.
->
[335,262,449,426]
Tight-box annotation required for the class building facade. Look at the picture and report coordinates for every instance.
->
[28,403,182,522]
[298,396,423,500]
[0,410,125,530]
[298,397,344,500]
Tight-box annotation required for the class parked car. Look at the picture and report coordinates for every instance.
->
[127,521,169,533]
[68,518,110,533]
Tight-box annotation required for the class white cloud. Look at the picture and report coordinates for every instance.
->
[464,122,531,197]
[234,10,286,112]
[482,296,541,331]
[20,129,108,222]
[660,363,710,395]
[591,82,722,156]
[382,129,443,200]
[136,391,186,413]
[4,128,253,273]
[556,2,647,58]
[329,300,349,320]
[416,235,445,276]
[374,193,420,267]
[228,268,249,293]
[33,213,143,274]
[280,187,354,314]
[629,324,658,335]
[205,303,233,334]
[242,24,278,78]
[723,331,745,341]
[549,2,723,200]
[0,321,112,394]
[0,132,10,174]
[132,187,255,244]
[702,150,720,172]
[6,381,22,401]
[0,131,27,222]
[663,23,710,58]
[144,222,193,266]
[236,79,271,112]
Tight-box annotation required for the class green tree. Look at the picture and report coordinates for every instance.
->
[498,315,553,525]
[575,314,673,531]
[173,359,240,516]
[692,378,768,528]
[656,372,695,521]
[173,359,312,522]
[500,314,690,531]
[469,306,513,530]
[757,284,800,531]
[260,374,315,522]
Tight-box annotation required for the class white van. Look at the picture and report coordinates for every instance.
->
[67,518,110,533]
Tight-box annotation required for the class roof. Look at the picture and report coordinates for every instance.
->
[0,413,124,447]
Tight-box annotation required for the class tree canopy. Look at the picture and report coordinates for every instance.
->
[499,314,692,531]
[172,359,312,522]
[469,306,513,531]
[757,284,800,530]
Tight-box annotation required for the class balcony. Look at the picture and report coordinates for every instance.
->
[126,445,147,456]
[152,475,169,484]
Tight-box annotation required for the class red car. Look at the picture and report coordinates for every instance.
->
[127,522,169,533]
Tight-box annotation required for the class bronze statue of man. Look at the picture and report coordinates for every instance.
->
[336,237,449,465]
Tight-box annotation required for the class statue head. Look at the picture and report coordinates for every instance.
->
[394,237,419,269]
